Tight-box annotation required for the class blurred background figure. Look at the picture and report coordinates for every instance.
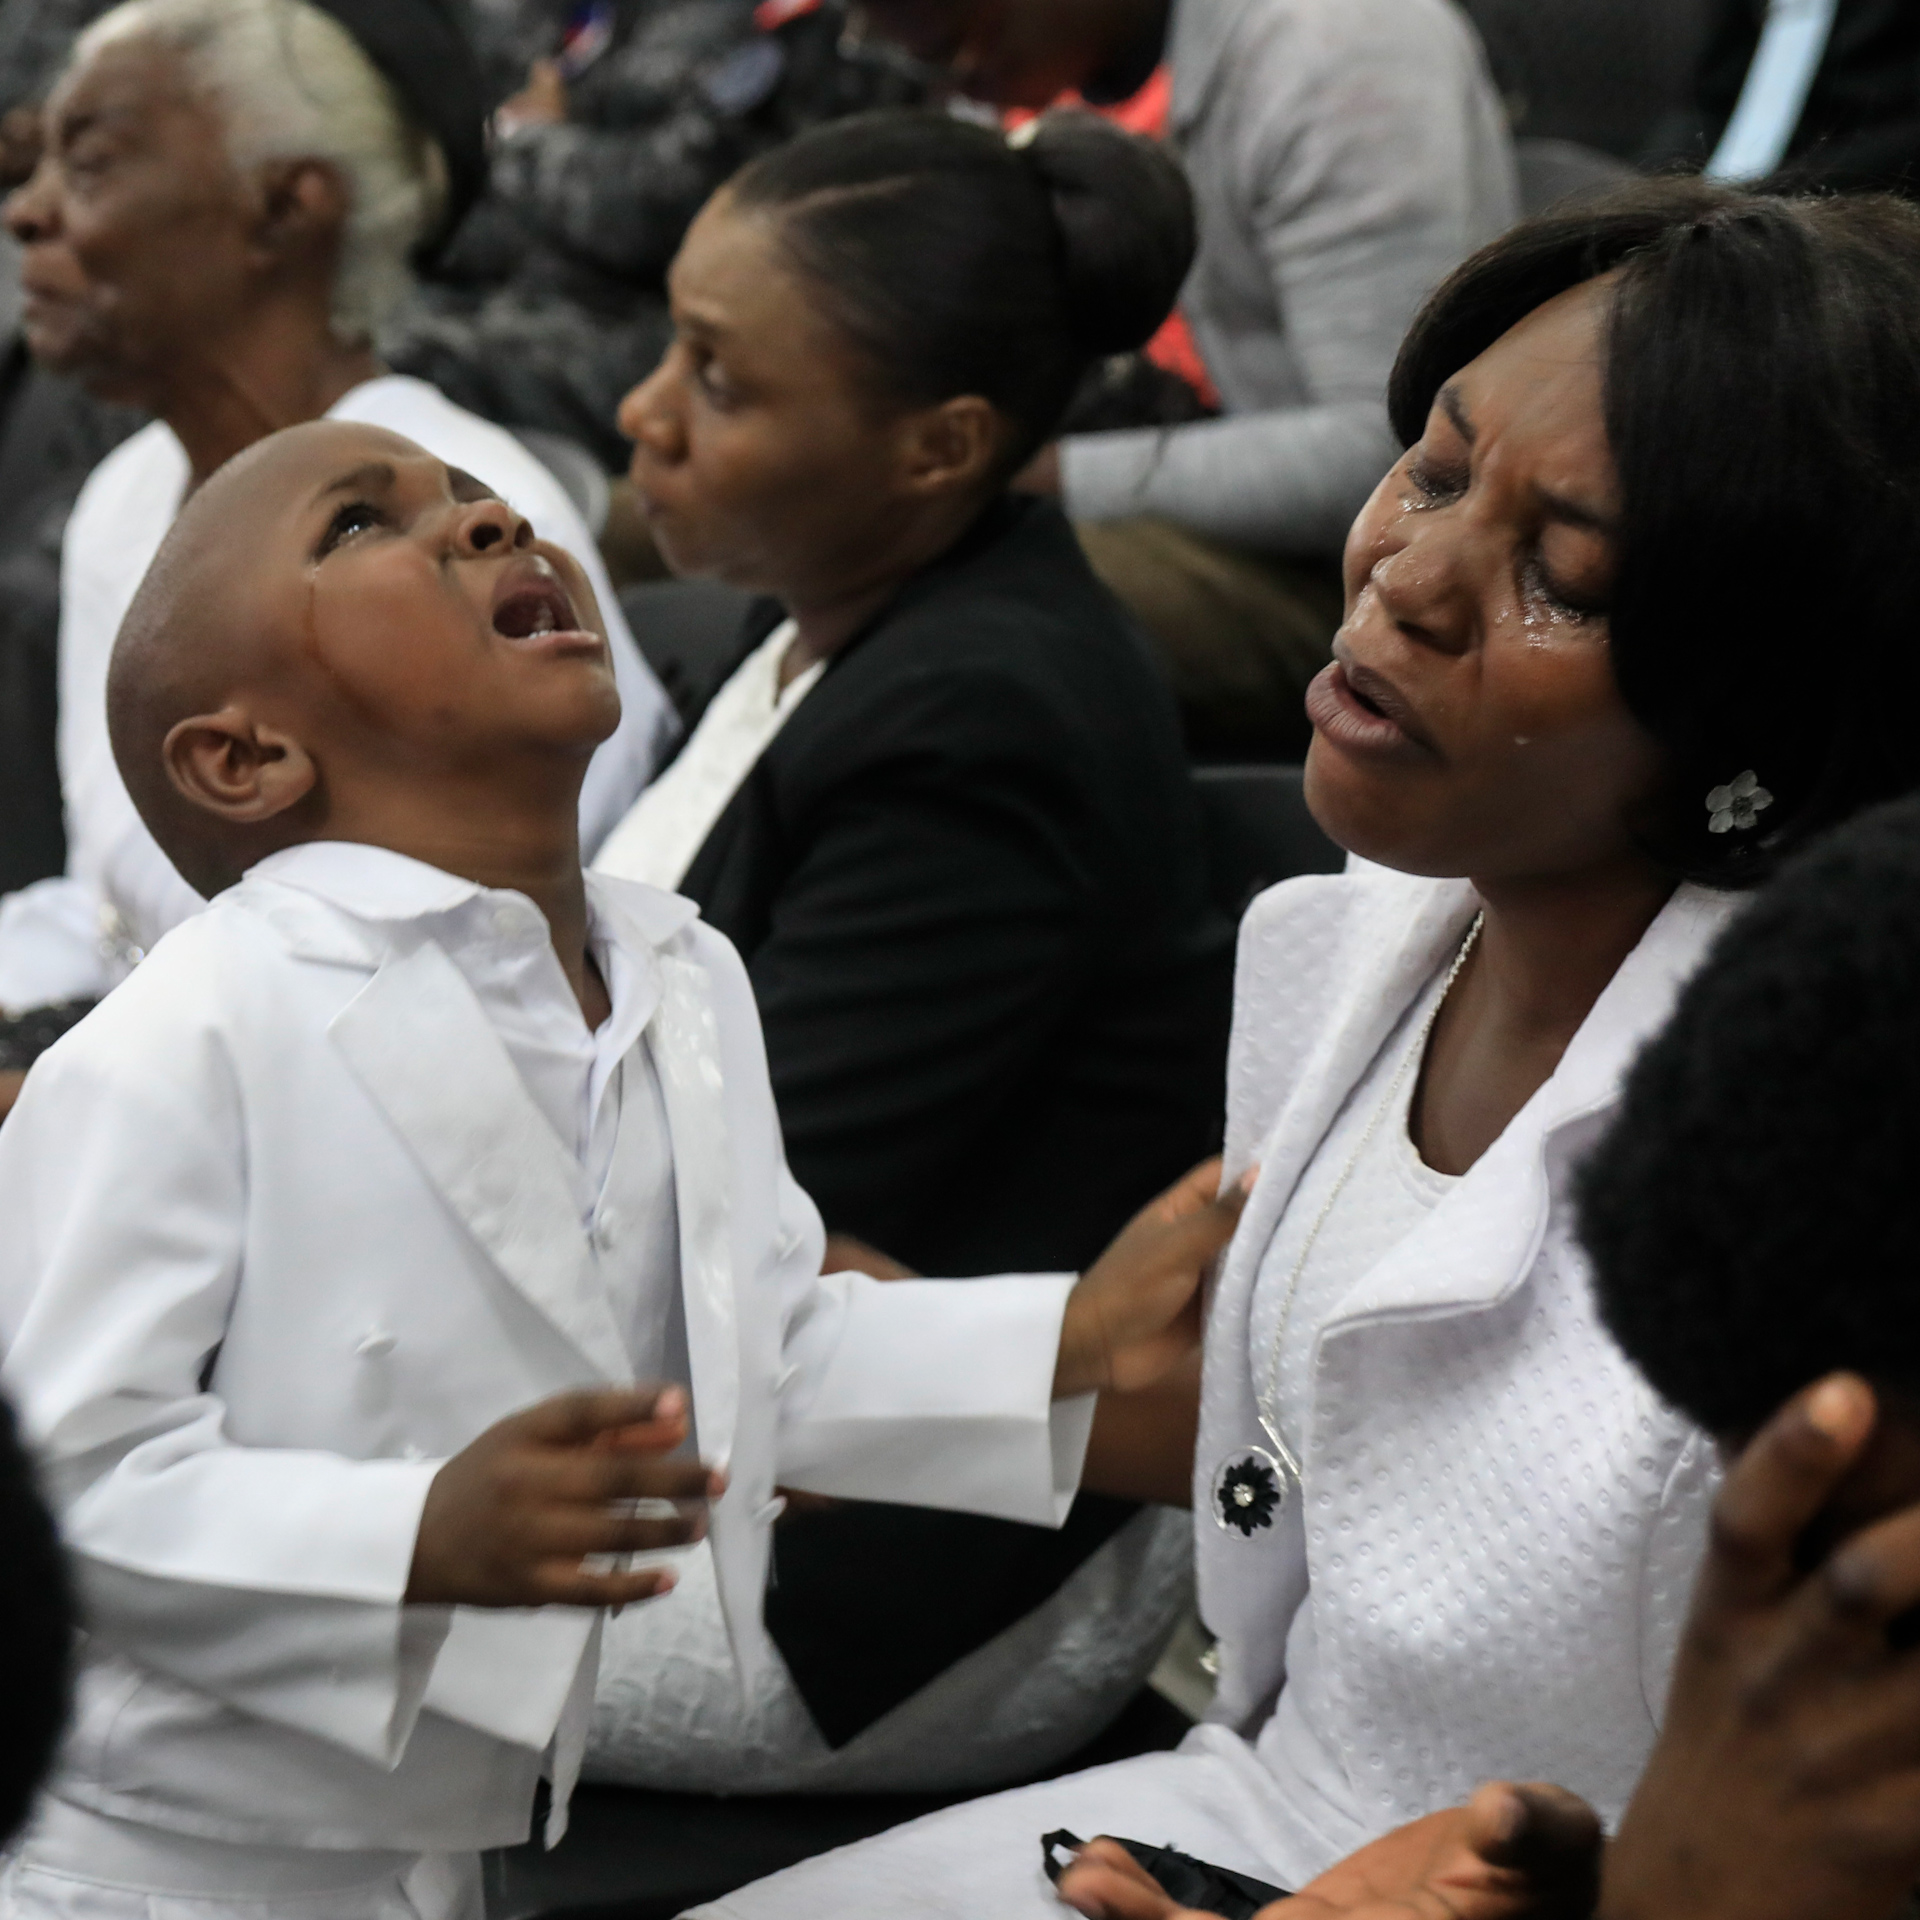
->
[853,0,1519,761]
[0,0,676,1112]
[0,0,137,906]
[386,0,929,486]
[1645,0,1920,196]
[0,1393,71,1864]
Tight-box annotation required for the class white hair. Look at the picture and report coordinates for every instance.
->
[75,0,450,345]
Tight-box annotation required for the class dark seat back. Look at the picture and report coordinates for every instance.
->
[1192,765,1343,921]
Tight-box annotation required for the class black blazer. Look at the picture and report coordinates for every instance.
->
[1645,0,1920,194]
[680,493,1234,1280]
[678,497,1233,1743]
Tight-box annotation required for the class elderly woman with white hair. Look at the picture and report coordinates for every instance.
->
[0,0,675,1106]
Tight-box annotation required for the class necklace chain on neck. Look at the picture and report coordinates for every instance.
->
[1253,911,1485,1482]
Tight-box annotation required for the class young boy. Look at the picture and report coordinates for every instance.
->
[0,420,1242,1918]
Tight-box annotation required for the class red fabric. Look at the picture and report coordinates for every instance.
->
[753,0,821,29]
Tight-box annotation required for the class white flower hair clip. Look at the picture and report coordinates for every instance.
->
[1706,770,1774,834]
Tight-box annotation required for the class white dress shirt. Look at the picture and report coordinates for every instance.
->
[0,376,678,1014]
[594,620,820,893]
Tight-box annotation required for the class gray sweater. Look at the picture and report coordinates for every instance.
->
[1061,0,1518,559]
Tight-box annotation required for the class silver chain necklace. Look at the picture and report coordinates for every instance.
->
[1212,912,1484,1538]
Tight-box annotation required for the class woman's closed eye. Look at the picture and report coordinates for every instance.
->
[315,499,386,558]
[1519,551,1608,625]
[1404,453,1469,508]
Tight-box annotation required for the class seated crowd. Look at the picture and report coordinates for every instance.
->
[2,1,1920,1918]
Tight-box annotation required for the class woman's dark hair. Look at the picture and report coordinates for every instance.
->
[726,107,1196,473]
[1579,791,1920,1435]
[0,1393,72,1843]
[1392,178,1920,889]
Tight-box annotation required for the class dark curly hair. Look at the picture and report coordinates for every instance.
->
[1579,791,1920,1434]
[0,1392,72,1841]
[1392,178,1920,890]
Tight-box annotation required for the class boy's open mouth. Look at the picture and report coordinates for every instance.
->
[491,569,588,645]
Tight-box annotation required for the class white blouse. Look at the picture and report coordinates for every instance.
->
[594,620,822,893]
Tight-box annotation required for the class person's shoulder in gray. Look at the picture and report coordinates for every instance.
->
[1101,0,1518,557]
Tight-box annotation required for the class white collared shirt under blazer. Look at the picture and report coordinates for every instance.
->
[0,844,1093,1856]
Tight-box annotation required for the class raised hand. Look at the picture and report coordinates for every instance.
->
[1601,1373,1920,1920]
[1056,1782,1599,1920]
[406,1384,724,1609]
[1055,1158,1253,1399]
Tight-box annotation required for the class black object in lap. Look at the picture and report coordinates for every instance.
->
[1042,1829,1290,1917]
[764,1492,1138,1747]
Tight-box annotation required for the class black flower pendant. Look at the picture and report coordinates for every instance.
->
[1212,1447,1286,1536]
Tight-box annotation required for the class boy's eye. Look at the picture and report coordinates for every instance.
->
[317,500,385,557]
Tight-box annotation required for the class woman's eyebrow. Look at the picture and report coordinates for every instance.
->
[1536,483,1617,536]
[1439,383,1476,445]
[312,460,396,503]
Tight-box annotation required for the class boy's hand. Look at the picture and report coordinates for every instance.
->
[1601,1373,1920,1920]
[1055,1159,1252,1399]
[1057,1783,1600,1920]
[406,1385,724,1609]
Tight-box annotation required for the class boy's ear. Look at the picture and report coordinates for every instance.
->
[163,705,317,824]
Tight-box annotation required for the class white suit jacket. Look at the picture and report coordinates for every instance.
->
[1194,868,1738,1862]
[0,869,1090,1853]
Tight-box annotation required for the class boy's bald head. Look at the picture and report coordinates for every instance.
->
[106,419,619,899]
[108,429,340,893]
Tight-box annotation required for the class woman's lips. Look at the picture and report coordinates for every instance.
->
[1305,660,1432,759]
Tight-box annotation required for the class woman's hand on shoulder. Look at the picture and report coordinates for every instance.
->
[1055,1159,1252,1399]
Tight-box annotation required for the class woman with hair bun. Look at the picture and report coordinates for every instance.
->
[588,110,1233,1792]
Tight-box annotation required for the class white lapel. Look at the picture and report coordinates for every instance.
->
[1209,879,1480,1366]
[1324,882,1742,1332]
[330,938,632,1383]
[642,945,742,1475]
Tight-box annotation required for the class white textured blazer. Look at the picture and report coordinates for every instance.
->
[1196,868,1740,1859]
[0,870,1090,1855]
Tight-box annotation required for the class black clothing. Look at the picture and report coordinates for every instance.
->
[679,496,1232,1745]
[680,494,1233,1281]
[311,0,488,253]
[1646,0,1920,194]
[0,343,141,896]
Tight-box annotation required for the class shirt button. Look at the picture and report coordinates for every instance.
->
[594,1209,621,1251]
[354,1328,397,1358]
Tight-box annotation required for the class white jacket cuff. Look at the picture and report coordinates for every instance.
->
[420,1604,599,1750]
[777,1271,1090,1527]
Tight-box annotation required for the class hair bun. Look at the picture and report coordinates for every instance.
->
[1017,112,1197,358]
